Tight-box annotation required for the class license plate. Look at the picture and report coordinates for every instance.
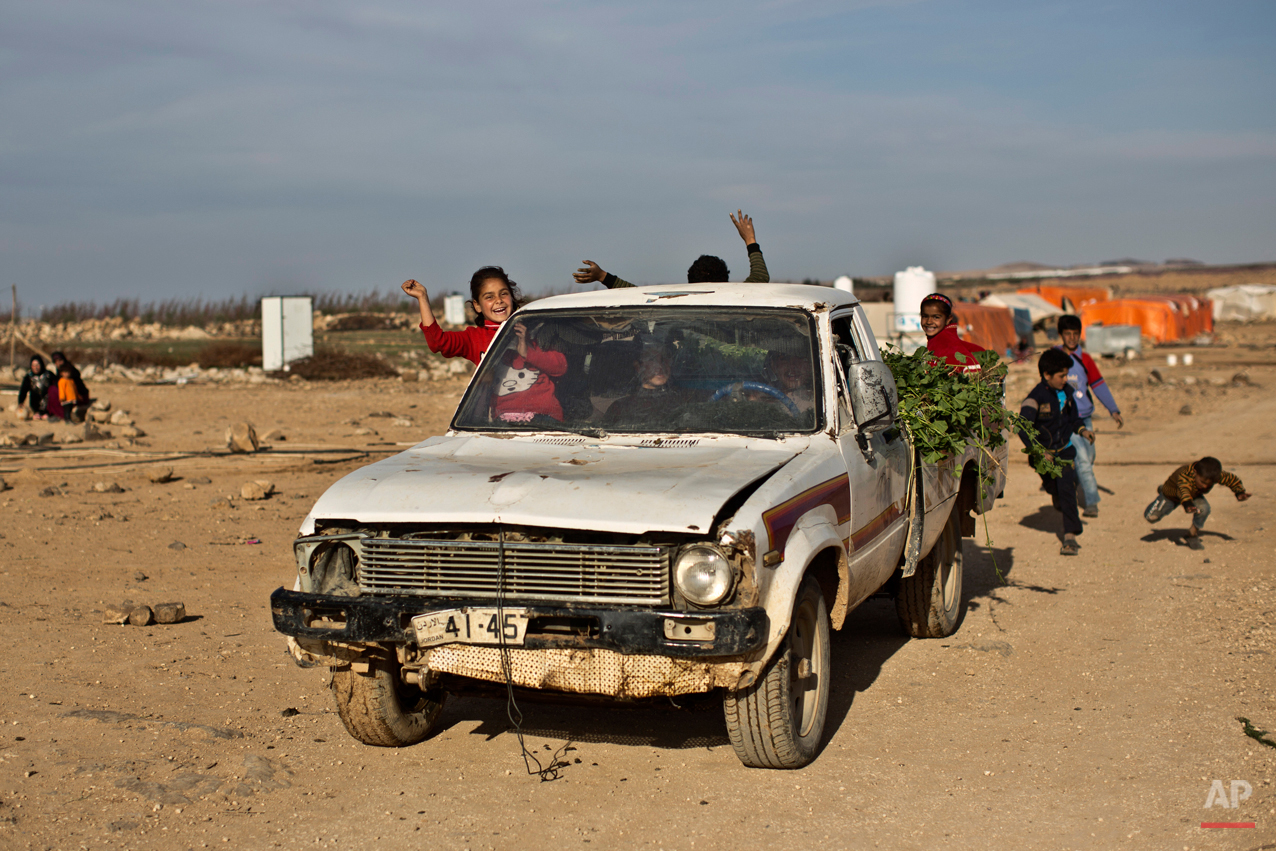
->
[411,608,529,648]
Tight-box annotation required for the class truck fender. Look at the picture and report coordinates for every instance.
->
[742,506,847,684]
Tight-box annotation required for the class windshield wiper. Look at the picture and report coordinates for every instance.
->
[555,425,609,439]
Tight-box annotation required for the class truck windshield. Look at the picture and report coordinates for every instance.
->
[452,307,821,436]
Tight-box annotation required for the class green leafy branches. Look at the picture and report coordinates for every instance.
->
[882,346,1064,479]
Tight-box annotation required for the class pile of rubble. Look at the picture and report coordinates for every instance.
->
[6,316,260,344]
[313,313,416,332]
[3,357,470,386]
[1,400,147,446]
[8,309,433,344]
[78,363,279,385]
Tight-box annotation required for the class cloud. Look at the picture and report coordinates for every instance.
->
[0,0,1273,306]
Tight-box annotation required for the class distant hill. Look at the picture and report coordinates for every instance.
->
[986,261,1057,273]
[1098,258,1154,267]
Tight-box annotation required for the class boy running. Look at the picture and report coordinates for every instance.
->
[1144,457,1252,551]
[1055,315,1123,517]
[1017,348,1096,556]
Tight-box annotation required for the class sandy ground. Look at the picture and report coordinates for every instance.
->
[0,351,1273,850]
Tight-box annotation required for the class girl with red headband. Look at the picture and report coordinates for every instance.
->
[920,292,985,367]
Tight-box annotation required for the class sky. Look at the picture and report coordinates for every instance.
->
[2,0,1274,310]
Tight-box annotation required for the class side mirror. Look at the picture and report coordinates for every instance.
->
[849,360,897,435]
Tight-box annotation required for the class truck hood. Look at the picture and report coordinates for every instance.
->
[302,433,808,536]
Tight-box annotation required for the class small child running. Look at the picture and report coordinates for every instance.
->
[1144,457,1252,550]
[1017,348,1095,556]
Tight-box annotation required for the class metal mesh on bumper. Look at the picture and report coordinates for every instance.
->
[424,645,744,699]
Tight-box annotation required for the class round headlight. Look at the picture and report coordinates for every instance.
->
[674,545,734,606]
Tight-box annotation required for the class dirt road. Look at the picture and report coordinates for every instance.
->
[0,361,1272,850]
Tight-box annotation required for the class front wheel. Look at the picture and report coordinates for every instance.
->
[894,505,964,638]
[724,574,830,769]
[330,658,445,747]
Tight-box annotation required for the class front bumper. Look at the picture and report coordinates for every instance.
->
[270,587,767,658]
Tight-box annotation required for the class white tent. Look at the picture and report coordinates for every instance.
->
[1206,284,1276,322]
[980,292,1063,324]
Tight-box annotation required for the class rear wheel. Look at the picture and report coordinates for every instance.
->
[330,658,445,747]
[724,574,830,769]
[895,506,964,638]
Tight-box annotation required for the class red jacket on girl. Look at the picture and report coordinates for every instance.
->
[926,324,985,367]
[419,319,567,421]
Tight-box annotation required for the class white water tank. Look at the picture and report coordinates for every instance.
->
[893,266,936,332]
[443,294,467,326]
[261,296,314,371]
[833,275,854,293]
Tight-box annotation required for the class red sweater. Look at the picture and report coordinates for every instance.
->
[926,324,985,367]
[420,319,568,421]
[420,319,499,365]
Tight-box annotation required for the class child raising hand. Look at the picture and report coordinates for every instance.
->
[401,266,566,422]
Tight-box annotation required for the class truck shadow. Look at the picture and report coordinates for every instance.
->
[961,541,1064,616]
[456,689,731,751]
[821,541,1060,753]
[441,542,1056,762]
[822,600,910,749]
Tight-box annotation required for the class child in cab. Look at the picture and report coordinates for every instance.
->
[920,293,985,369]
[401,266,566,423]
[1017,348,1095,555]
[1144,457,1252,550]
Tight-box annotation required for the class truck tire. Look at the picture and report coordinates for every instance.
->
[724,574,830,769]
[330,659,445,747]
[895,505,963,638]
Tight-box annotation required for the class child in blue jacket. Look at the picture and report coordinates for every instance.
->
[1017,348,1095,555]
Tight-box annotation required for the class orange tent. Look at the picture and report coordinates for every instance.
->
[1079,299,1186,344]
[1128,294,1213,337]
[951,303,1017,354]
[1017,285,1111,312]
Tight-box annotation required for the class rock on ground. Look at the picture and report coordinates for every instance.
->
[102,603,132,624]
[154,603,186,624]
[226,422,259,453]
[240,480,275,500]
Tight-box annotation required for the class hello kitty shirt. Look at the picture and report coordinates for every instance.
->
[491,346,567,422]
[419,319,566,422]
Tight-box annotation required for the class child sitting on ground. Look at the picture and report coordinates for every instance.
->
[1017,348,1095,556]
[1144,457,1252,551]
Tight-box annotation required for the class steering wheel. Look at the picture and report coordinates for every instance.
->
[709,381,802,417]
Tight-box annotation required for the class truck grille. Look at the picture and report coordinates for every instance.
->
[357,538,671,605]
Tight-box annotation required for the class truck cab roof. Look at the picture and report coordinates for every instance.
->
[521,283,859,314]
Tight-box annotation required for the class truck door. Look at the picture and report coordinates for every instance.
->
[830,310,910,602]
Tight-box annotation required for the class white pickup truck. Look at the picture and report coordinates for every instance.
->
[271,284,1006,769]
